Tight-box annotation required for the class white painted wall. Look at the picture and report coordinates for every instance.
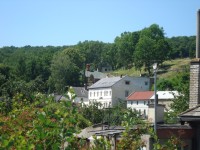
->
[148,104,165,123]
[150,91,179,111]
[88,88,112,108]
[127,100,149,117]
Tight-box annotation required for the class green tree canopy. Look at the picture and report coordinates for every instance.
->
[166,36,195,58]
[114,31,140,69]
[48,47,85,94]
[134,24,170,75]
[77,40,106,69]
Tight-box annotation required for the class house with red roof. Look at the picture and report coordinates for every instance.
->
[127,91,154,117]
[127,91,179,117]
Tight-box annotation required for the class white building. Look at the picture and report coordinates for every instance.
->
[127,91,154,117]
[87,75,150,108]
[127,91,179,117]
[150,91,179,111]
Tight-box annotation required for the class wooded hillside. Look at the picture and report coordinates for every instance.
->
[0,24,195,96]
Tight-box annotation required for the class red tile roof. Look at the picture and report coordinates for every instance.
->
[127,91,154,101]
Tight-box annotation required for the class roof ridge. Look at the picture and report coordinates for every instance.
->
[179,104,200,116]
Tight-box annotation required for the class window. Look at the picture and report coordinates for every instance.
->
[104,91,108,96]
[137,101,138,105]
[97,92,99,97]
[125,81,130,85]
[100,91,102,96]
[125,90,129,97]
[144,109,146,116]
[110,91,112,96]
[145,81,148,85]
[90,92,92,97]
[94,92,95,97]
[144,101,146,105]
[131,101,133,105]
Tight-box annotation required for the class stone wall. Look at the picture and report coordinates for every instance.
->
[189,60,200,108]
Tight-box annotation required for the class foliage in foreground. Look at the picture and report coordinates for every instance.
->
[157,68,189,124]
[0,93,88,150]
[0,92,186,150]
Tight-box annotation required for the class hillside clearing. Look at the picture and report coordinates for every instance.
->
[110,58,191,79]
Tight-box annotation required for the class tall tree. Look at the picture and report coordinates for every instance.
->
[77,40,105,69]
[0,64,11,96]
[166,36,195,58]
[100,43,117,69]
[115,31,140,69]
[48,47,85,93]
[134,24,170,75]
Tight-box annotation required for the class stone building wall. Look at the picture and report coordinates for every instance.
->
[189,60,200,108]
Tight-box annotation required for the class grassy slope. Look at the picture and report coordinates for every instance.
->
[110,58,191,79]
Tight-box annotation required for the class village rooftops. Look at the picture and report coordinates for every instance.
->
[127,91,154,101]
[127,91,179,101]
[89,75,150,89]
[150,91,179,100]
[88,76,123,89]
[72,87,88,98]
[179,105,200,122]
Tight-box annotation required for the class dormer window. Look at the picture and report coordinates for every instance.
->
[125,81,130,85]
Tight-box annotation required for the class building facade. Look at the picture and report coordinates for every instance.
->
[88,76,150,108]
[127,91,179,118]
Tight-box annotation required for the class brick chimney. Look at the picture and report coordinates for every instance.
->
[196,9,200,58]
[189,9,200,108]
[86,64,90,71]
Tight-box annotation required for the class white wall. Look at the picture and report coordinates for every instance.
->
[148,104,165,123]
[88,88,112,108]
[127,100,149,117]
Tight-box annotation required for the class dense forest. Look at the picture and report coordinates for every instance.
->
[0,24,195,97]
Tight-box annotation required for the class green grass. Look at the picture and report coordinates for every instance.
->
[110,67,141,77]
[158,58,191,78]
[110,58,191,79]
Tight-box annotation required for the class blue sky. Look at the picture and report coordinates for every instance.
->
[0,0,199,47]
